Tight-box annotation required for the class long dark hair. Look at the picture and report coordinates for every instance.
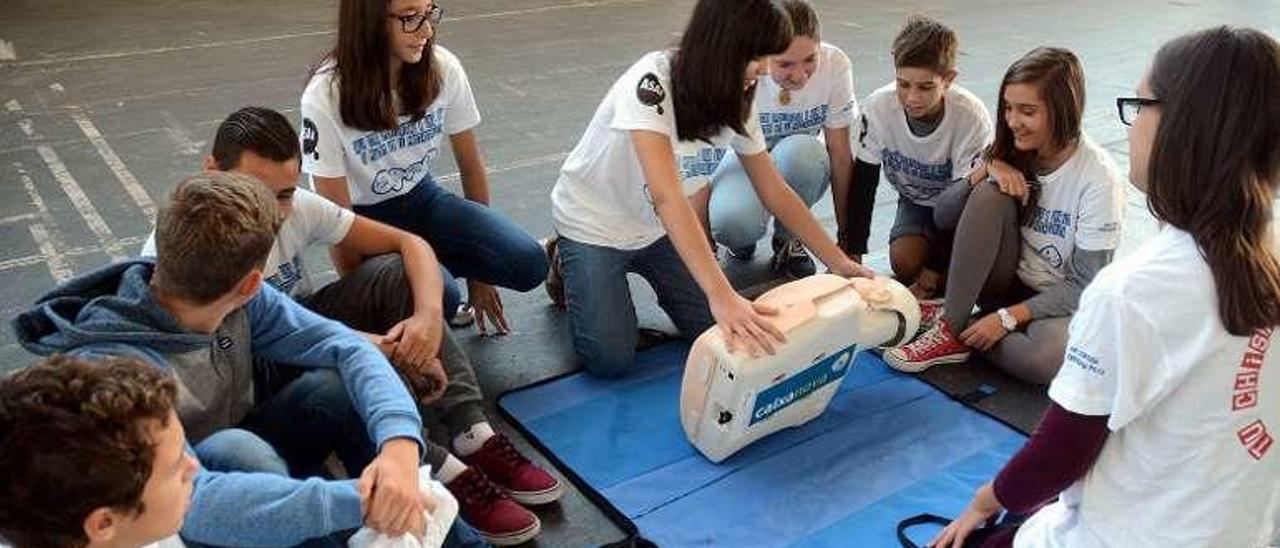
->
[671,0,792,143]
[313,0,442,132]
[986,47,1085,179]
[1146,26,1280,335]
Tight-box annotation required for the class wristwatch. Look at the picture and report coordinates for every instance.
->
[996,308,1018,331]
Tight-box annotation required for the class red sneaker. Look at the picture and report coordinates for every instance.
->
[462,434,564,505]
[445,467,541,546]
[884,319,970,373]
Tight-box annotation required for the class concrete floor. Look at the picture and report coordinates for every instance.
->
[2,1,1278,546]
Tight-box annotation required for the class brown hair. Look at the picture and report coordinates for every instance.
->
[318,0,443,132]
[153,171,280,304]
[891,14,957,73]
[781,0,819,40]
[672,0,792,143]
[986,47,1086,178]
[0,355,178,548]
[1146,26,1280,335]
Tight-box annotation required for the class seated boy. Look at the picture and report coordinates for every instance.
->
[844,15,993,299]
[0,355,195,548]
[140,106,558,546]
[14,172,468,546]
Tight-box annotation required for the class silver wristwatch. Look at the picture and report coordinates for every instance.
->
[996,307,1018,331]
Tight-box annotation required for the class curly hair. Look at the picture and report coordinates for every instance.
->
[0,355,178,548]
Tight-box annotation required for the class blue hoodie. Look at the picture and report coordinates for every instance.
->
[13,260,424,546]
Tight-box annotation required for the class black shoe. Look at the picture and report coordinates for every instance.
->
[726,244,756,261]
[543,236,565,308]
[771,237,816,279]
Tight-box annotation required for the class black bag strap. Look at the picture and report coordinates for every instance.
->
[897,513,953,547]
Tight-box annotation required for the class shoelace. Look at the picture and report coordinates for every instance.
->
[909,326,951,355]
[455,469,507,510]
[487,436,532,475]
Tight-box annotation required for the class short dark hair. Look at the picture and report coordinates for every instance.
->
[781,0,820,40]
[317,0,442,132]
[891,14,958,73]
[987,47,1086,178]
[1146,26,1280,335]
[0,355,178,548]
[672,0,792,143]
[153,171,280,304]
[211,107,300,171]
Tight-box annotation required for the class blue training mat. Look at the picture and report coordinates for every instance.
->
[498,344,1026,547]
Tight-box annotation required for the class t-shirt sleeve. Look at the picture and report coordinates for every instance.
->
[440,49,481,135]
[300,78,349,179]
[1048,278,1165,429]
[855,106,883,164]
[295,190,355,246]
[610,63,675,137]
[1074,162,1126,251]
[824,49,857,129]
[731,105,767,156]
[953,103,994,180]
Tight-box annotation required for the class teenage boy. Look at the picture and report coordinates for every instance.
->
[141,107,558,546]
[0,355,195,548]
[843,15,993,299]
[14,172,455,546]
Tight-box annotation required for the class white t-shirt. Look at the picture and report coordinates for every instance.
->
[856,83,992,206]
[141,188,355,299]
[1017,135,1126,290]
[753,42,857,147]
[1015,226,1280,548]
[300,46,481,206]
[551,50,767,250]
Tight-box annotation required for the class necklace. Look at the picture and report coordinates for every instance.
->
[779,89,791,106]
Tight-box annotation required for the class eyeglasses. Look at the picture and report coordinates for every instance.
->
[390,4,443,33]
[1116,97,1161,127]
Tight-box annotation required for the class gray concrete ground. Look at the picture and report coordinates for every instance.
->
[1,1,1277,546]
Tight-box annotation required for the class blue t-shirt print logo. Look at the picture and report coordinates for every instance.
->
[1036,244,1064,269]
[371,148,437,195]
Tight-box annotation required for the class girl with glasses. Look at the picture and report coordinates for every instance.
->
[302,0,548,339]
[547,0,869,378]
[885,47,1127,385]
[931,26,1280,548]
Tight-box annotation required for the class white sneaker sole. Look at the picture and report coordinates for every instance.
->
[507,481,565,506]
[884,351,969,373]
[480,516,542,546]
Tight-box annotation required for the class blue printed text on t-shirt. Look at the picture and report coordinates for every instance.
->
[351,107,445,165]
[760,105,829,142]
[679,147,728,180]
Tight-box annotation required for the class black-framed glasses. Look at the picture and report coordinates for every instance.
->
[1116,97,1161,127]
[390,4,443,33]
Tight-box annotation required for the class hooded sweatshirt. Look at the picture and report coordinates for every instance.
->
[12,259,423,546]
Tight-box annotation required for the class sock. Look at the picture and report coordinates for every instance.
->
[436,454,468,483]
[452,422,497,457]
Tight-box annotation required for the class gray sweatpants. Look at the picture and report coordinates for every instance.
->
[304,253,487,466]
[935,182,1070,385]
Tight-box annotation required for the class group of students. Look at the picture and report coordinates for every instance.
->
[0,0,1277,547]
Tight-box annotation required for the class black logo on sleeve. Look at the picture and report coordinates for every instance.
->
[636,73,666,115]
[301,118,320,160]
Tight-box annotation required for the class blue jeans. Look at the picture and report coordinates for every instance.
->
[709,134,831,249]
[193,367,490,548]
[558,236,714,378]
[355,176,548,313]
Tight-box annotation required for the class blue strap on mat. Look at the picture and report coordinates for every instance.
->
[498,344,1026,547]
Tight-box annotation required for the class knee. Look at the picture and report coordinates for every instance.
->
[969,181,1019,219]
[573,330,636,379]
[710,205,766,250]
[504,238,550,292]
[195,429,289,475]
[772,135,831,198]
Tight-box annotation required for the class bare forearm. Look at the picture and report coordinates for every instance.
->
[398,237,445,317]
[653,198,734,300]
[830,145,853,236]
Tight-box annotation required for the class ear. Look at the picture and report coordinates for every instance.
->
[942,69,959,87]
[236,269,264,299]
[83,507,119,545]
[201,155,219,172]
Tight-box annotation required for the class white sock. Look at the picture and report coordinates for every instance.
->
[452,422,497,457]
[436,454,468,483]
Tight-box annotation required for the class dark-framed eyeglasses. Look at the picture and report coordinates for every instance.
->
[390,4,443,33]
[1116,97,1161,127]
